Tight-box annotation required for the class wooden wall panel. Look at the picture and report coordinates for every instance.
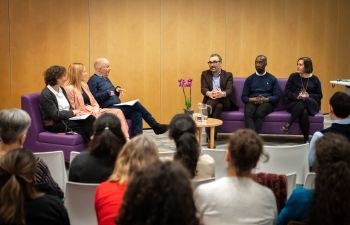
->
[0,0,10,109]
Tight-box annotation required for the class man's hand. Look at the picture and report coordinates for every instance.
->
[213,90,225,98]
[249,97,260,104]
[207,91,217,99]
[116,87,126,96]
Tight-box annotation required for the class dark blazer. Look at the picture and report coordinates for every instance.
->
[200,69,238,110]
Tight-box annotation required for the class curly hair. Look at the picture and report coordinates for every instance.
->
[44,65,66,86]
[309,133,350,225]
[169,114,200,178]
[87,113,126,166]
[117,161,200,225]
[228,128,267,176]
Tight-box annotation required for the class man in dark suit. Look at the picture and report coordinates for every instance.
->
[87,58,168,137]
[201,53,238,139]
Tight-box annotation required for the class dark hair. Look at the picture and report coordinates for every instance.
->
[0,148,42,225]
[210,53,222,62]
[117,161,200,225]
[298,57,313,74]
[329,91,350,118]
[169,114,200,178]
[309,133,350,225]
[44,65,66,86]
[87,113,126,165]
[228,129,266,176]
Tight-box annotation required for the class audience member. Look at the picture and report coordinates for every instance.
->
[194,129,277,225]
[87,58,168,136]
[40,65,95,143]
[65,63,130,139]
[0,108,63,198]
[117,161,200,225]
[282,57,323,143]
[94,135,159,225]
[169,114,214,180]
[69,113,127,183]
[0,149,70,225]
[277,133,350,225]
[201,53,238,140]
[242,55,281,133]
[308,91,350,167]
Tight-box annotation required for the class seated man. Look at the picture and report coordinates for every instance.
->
[308,91,350,168]
[87,58,168,137]
[201,53,238,139]
[241,55,280,133]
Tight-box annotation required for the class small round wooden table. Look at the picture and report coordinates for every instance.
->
[195,118,223,149]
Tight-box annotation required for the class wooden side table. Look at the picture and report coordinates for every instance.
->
[196,118,223,149]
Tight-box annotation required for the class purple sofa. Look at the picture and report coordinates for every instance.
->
[21,93,132,161]
[217,78,324,135]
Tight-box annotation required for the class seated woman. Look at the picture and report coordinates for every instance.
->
[94,135,159,225]
[39,65,95,143]
[194,129,277,225]
[69,113,127,183]
[65,63,129,139]
[282,57,322,142]
[117,161,200,225]
[168,114,214,180]
[0,108,64,199]
[277,133,350,225]
[0,149,70,225]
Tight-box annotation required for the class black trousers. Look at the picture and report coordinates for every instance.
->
[287,101,309,142]
[205,98,232,139]
[244,102,274,133]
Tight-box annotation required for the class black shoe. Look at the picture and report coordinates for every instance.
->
[281,123,290,133]
[153,124,169,135]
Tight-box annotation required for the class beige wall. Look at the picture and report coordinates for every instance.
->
[1,0,349,124]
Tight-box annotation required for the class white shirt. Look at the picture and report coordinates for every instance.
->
[194,176,277,225]
[194,154,215,180]
[47,85,70,111]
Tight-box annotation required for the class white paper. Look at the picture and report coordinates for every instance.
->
[114,99,139,106]
[69,114,90,120]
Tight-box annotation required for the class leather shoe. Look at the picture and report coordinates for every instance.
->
[153,124,169,135]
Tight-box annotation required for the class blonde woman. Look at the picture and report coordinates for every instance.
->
[94,135,159,225]
[65,63,129,139]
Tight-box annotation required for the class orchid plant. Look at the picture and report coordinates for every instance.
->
[178,78,192,111]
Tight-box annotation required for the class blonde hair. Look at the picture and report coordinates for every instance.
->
[66,63,85,92]
[109,135,159,183]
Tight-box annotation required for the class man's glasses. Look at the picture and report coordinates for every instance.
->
[208,61,221,64]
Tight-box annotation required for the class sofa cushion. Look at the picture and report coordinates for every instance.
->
[38,132,84,146]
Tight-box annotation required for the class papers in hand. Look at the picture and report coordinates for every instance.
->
[69,114,90,120]
[114,99,139,106]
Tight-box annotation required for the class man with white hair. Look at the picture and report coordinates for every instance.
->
[87,58,168,137]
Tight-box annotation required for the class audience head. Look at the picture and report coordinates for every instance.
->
[94,58,111,77]
[0,148,41,225]
[0,108,31,152]
[208,53,222,74]
[297,57,313,74]
[109,135,159,183]
[117,161,200,225]
[329,91,350,119]
[67,63,88,88]
[255,55,267,74]
[227,129,266,176]
[169,114,200,178]
[44,65,67,86]
[309,133,350,225]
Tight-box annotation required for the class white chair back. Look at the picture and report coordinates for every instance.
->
[192,177,215,189]
[159,151,175,161]
[286,172,297,199]
[34,151,67,191]
[64,182,98,225]
[256,143,309,184]
[69,151,81,164]
[202,149,227,179]
[304,172,316,189]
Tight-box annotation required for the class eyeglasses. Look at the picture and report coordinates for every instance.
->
[208,61,221,64]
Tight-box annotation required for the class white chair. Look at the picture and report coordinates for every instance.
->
[286,172,297,199]
[192,177,215,189]
[202,149,227,179]
[34,151,67,192]
[256,143,309,184]
[159,151,175,161]
[69,151,81,165]
[64,182,98,225]
[304,172,316,189]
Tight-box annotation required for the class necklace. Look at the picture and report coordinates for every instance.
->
[300,75,310,92]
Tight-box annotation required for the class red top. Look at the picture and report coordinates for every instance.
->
[95,181,128,225]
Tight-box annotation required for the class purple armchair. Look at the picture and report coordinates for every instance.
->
[217,78,324,135]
